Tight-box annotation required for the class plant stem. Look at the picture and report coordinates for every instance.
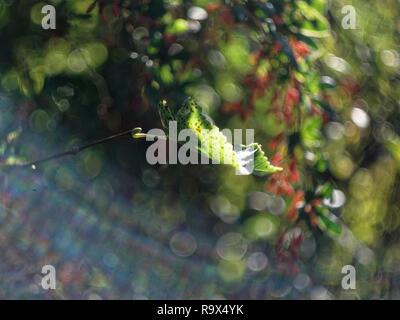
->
[2,127,146,169]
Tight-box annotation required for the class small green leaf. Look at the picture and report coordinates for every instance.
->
[301,117,323,148]
[167,19,188,34]
[159,98,282,175]
[316,155,328,172]
[319,182,333,198]
[297,1,330,38]
[318,213,341,236]
[250,143,283,175]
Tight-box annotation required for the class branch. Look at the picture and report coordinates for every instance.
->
[1,127,145,169]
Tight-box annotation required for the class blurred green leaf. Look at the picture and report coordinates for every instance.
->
[167,19,188,34]
[297,1,330,38]
[160,98,282,175]
[301,117,323,148]
[318,213,341,236]
[319,182,333,198]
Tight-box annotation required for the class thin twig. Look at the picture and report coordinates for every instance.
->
[1,127,144,169]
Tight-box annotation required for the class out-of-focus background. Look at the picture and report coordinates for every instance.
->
[0,0,400,299]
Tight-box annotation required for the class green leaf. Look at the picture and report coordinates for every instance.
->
[301,117,323,148]
[250,143,283,175]
[310,0,327,14]
[167,19,188,34]
[160,98,282,175]
[319,182,333,198]
[191,118,282,176]
[297,1,330,38]
[317,213,341,236]
[315,154,328,172]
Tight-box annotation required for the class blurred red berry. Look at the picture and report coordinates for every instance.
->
[292,41,309,59]
[269,133,284,150]
[205,3,220,13]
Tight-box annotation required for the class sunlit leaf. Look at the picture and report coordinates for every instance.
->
[301,117,323,148]
[318,213,341,236]
[297,1,330,38]
[158,98,282,175]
